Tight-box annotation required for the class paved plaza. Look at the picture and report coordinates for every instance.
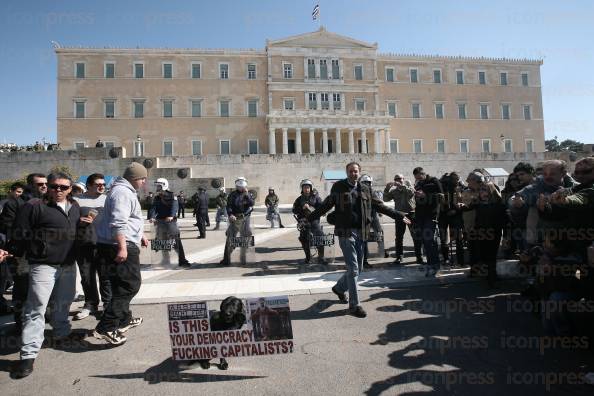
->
[1,208,592,395]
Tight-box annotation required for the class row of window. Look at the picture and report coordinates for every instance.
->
[386,102,533,120]
[405,138,535,154]
[74,137,535,156]
[384,67,531,86]
[72,98,260,118]
[72,61,532,87]
[74,61,258,80]
[72,96,533,120]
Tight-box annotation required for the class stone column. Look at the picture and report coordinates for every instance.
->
[295,128,302,154]
[268,127,276,154]
[385,127,391,154]
[360,128,368,154]
[348,128,355,154]
[309,127,315,154]
[322,128,328,154]
[335,128,342,153]
[282,127,288,154]
[374,128,382,153]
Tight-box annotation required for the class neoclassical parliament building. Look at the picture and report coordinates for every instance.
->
[56,27,544,157]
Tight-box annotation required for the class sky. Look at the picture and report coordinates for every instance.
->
[1,0,593,145]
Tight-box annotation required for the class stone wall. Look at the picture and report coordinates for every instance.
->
[1,148,582,204]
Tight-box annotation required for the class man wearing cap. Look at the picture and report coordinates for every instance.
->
[94,162,148,345]
[220,177,255,266]
[264,187,285,228]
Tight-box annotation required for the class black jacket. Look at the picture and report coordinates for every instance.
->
[414,175,444,219]
[10,198,82,266]
[307,179,403,239]
[193,191,209,216]
[0,196,25,237]
[226,190,254,217]
[292,193,323,226]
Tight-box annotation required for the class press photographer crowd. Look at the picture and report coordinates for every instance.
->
[0,157,593,379]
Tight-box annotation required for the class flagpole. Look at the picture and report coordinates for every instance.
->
[318,0,321,28]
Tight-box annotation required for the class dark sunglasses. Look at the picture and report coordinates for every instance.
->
[574,168,593,176]
[35,182,47,186]
[94,183,106,187]
[48,184,71,192]
[394,177,403,181]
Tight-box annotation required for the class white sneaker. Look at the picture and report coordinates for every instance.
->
[74,308,91,321]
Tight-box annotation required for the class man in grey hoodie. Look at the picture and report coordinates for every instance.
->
[93,163,148,345]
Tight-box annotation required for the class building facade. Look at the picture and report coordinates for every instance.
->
[56,27,544,156]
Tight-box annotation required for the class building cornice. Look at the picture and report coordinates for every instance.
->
[378,53,543,65]
[55,47,266,56]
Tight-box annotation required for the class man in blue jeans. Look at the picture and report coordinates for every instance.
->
[308,163,410,318]
[412,167,444,277]
[10,172,92,379]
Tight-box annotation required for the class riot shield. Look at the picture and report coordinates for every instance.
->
[266,207,280,228]
[215,208,228,231]
[149,220,180,268]
[367,229,385,259]
[309,230,335,264]
[229,217,257,265]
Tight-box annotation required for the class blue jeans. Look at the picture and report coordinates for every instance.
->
[416,216,440,270]
[337,231,365,308]
[21,264,76,359]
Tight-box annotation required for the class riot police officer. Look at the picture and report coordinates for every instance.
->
[214,187,228,230]
[292,179,325,264]
[192,187,209,239]
[360,174,384,269]
[149,178,191,267]
[265,187,285,228]
[219,177,255,266]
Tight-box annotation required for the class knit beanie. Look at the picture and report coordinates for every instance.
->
[123,162,148,180]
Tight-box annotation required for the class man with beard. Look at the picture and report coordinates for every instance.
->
[307,162,410,318]
[292,179,325,264]
[511,160,577,248]
[149,178,191,267]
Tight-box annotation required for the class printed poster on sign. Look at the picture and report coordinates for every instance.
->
[168,295,294,361]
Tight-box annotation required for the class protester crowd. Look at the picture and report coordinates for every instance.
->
[0,157,592,379]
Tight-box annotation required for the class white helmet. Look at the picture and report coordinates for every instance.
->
[155,178,169,191]
[219,187,225,192]
[235,177,247,188]
[359,174,373,184]
[300,179,313,189]
[73,182,87,193]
